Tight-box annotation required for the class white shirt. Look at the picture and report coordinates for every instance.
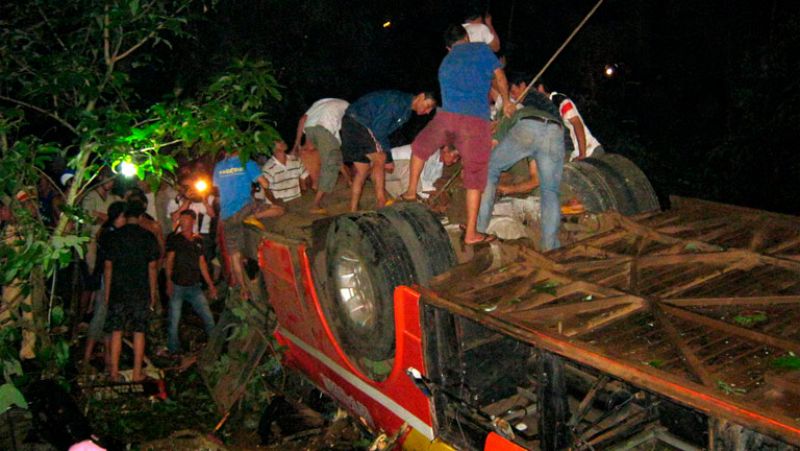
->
[262,155,309,202]
[304,98,349,143]
[166,195,215,234]
[490,96,523,120]
[463,23,495,46]
[390,145,444,198]
[552,94,602,161]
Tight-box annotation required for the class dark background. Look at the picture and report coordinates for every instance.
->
[146,0,800,214]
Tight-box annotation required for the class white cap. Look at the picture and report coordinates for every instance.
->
[60,171,75,186]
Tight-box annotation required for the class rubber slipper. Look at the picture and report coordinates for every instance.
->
[309,207,329,215]
[464,233,497,245]
[398,193,421,203]
[242,215,266,231]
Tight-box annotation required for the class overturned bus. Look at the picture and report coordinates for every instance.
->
[240,154,800,450]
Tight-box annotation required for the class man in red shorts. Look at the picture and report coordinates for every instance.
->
[405,24,515,244]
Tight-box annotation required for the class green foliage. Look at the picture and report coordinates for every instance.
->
[732,311,767,328]
[532,279,560,296]
[717,380,746,395]
[0,383,28,413]
[772,353,800,370]
[0,0,282,402]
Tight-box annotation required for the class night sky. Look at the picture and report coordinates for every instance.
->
[156,0,800,214]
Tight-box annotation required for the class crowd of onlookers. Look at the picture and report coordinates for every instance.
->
[1,4,604,382]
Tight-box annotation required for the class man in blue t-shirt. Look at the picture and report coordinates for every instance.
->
[341,90,436,211]
[406,24,515,245]
[213,150,283,298]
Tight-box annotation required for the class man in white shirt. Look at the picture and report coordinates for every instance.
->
[385,144,460,199]
[463,10,500,52]
[292,98,349,214]
[535,82,604,161]
[261,139,310,203]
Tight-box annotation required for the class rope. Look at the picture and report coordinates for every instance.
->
[517,0,606,103]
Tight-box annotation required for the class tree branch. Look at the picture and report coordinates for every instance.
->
[36,5,68,51]
[33,166,65,199]
[113,27,162,63]
[113,1,191,63]
[137,138,183,152]
[103,6,112,66]
[0,95,78,135]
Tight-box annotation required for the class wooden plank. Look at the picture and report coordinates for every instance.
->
[614,213,724,253]
[517,296,643,322]
[707,347,765,372]
[654,257,758,298]
[429,246,494,291]
[748,227,770,252]
[765,234,800,255]
[670,196,800,226]
[554,243,627,263]
[660,303,800,355]
[635,250,751,268]
[765,373,800,397]
[653,305,716,387]
[664,295,800,307]
[563,302,646,338]
[692,227,749,246]
[568,375,610,427]
[638,264,718,297]
[657,217,732,235]
[628,259,640,294]
[561,255,632,272]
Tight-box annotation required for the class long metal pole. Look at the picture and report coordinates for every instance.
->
[517,0,606,103]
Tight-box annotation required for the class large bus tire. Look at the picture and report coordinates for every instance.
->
[562,153,660,215]
[324,212,416,362]
[378,202,456,285]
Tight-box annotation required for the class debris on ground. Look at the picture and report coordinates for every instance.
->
[258,395,326,443]
[141,429,227,450]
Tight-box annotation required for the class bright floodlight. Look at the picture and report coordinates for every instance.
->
[382,20,391,28]
[194,179,208,193]
[604,64,617,78]
[119,161,137,177]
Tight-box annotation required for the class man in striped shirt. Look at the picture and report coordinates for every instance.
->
[261,139,310,203]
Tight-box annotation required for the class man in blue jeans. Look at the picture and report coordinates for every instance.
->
[165,210,217,355]
[477,78,566,251]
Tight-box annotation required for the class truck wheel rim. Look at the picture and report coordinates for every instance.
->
[333,250,377,329]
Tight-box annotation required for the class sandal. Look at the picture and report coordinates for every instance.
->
[309,207,329,215]
[242,215,266,231]
[398,193,422,203]
[464,233,497,245]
